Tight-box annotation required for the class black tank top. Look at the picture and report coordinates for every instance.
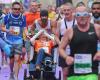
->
[68,24,98,76]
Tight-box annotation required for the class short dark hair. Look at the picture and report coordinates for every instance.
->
[12,2,21,7]
[91,2,100,8]
[40,9,48,17]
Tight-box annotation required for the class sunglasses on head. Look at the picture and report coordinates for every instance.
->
[13,8,20,10]
[75,12,90,17]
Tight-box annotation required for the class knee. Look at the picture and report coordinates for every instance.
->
[38,49,45,53]
[14,55,20,62]
[3,45,11,56]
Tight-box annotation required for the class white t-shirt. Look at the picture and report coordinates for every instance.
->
[59,18,77,55]
[34,18,51,31]
[60,18,77,36]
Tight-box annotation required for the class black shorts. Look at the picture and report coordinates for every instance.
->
[59,56,68,68]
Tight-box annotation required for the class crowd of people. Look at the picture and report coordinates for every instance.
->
[0,1,99,80]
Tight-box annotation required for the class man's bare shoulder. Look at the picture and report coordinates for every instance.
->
[94,24,100,31]
[24,12,31,15]
[94,24,100,38]
[51,19,57,27]
[94,24,100,27]
[51,19,57,24]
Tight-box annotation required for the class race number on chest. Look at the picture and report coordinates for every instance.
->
[74,54,92,74]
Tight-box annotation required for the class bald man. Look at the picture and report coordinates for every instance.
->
[59,6,100,80]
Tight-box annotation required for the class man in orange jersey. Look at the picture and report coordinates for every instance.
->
[24,1,40,63]
[25,1,40,27]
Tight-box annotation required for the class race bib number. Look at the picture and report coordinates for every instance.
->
[74,54,92,74]
[11,26,20,35]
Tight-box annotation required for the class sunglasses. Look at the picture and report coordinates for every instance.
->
[75,12,90,17]
[94,17,100,21]
[13,8,20,10]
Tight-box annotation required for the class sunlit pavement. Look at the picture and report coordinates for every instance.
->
[0,64,27,80]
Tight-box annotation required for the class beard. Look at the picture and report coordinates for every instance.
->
[92,12,100,19]
[41,19,47,24]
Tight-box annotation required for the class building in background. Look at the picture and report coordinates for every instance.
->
[38,0,56,9]
[38,0,96,8]
[72,0,96,7]
[56,0,72,7]
[0,0,98,9]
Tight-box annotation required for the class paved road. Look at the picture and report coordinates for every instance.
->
[0,64,28,80]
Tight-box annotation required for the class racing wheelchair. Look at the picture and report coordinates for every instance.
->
[24,29,62,80]
[24,47,58,80]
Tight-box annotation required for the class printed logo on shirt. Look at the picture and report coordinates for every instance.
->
[88,32,95,35]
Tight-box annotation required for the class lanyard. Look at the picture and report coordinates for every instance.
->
[64,18,75,29]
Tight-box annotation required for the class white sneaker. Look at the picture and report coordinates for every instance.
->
[9,72,15,80]
[14,75,18,80]
[3,64,8,68]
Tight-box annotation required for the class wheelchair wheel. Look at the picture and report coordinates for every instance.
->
[43,71,57,80]
[40,70,44,80]
[58,71,61,80]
